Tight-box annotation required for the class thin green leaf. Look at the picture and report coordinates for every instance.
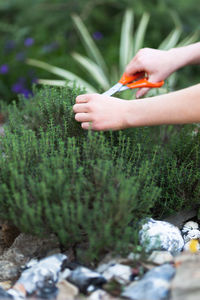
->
[72,52,110,90]
[119,9,134,73]
[176,30,199,48]
[37,79,67,86]
[168,73,177,89]
[27,58,96,93]
[158,28,182,50]
[72,14,108,76]
[133,12,150,54]
[169,10,182,29]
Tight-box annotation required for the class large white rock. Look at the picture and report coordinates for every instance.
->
[140,218,184,255]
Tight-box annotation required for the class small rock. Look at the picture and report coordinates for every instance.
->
[67,267,106,294]
[0,281,12,290]
[182,229,200,243]
[147,251,174,265]
[0,286,12,299]
[140,218,184,255]
[88,289,121,300]
[99,264,132,285]
[122,263,175,300]
[0,261,19,281]
[57,280,79,300]
[182,221,199,233]
[2,233,60,265]
[171,252,200,300]
[13,254,67,295]
[127,253,141,261]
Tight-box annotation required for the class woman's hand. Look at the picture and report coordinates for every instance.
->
[125,48,178,98]
[73,93,132,131]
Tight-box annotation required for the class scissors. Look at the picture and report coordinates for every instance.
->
[103,72,164,96]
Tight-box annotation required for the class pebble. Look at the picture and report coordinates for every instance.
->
[88,289,121,300]
[57,280,79,300]
[147,251,174,265]
[67,267,107,294]
[97,263,132,285]
[171,252,200,300]
[0,261,19,281]
[0,281,12,290]
[122,264,175,300]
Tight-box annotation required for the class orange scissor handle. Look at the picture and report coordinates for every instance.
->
[119,72,144,85]
[126,78,164,89]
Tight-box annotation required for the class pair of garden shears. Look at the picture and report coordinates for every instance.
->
[103,72,164,96]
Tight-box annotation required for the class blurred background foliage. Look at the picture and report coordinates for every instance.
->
[0,0,199,102]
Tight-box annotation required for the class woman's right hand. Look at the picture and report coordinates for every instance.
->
[125,48,177,98]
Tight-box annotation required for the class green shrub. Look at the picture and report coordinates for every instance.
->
[0,85,199,262]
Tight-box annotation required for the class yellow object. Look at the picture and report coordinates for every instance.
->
[189,239,199,253]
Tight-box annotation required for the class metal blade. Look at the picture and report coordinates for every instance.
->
[102,83,123,96]
[119,85,129,92]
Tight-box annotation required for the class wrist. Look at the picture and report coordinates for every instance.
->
[167,48,187,72]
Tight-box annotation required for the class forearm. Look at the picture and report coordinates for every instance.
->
[127,84,200,127]
[169,42,200,71]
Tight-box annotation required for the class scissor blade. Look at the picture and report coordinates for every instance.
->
[102,83,123,96]
[119,85,129,92]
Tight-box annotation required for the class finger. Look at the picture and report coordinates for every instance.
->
[136,75,159,98]
[136,88,150,99]
[81,122,92,130]
[125,59,143,76]
[76,94,91,104]
[75,113,91,122]
[73,103,90,113]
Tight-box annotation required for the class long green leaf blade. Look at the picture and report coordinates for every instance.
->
[27,58,96,93]
[72,52,110,90]
[72,14,108,76]
[158,28,182,50]
[133,12,150,54]
[119,9,134,73]
[176,30,199,48]
[37,79,67,86]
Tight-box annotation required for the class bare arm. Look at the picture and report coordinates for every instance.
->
[127,84,200,127]
[73,84,200,130]
[125,42,200,98]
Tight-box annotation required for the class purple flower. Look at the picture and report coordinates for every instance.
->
[12,82,24,93]
[12,78,33,98]
[93,31,103,41]
[24,37,34,47]
[0,64,9,74]
[16,52,26,61]
[21,89,33,99]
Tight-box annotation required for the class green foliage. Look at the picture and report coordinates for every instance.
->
[0,85,200,262]
[1,0,199,102]
[27,9,199,98]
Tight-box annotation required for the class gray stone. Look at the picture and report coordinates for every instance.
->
[67,267,106,294]
[2,233,60,265]
[0,260,19,281]
[171,252,200,300]
[88,289,121,300]
[122,264,175,300]
[140,218,184,255]
[57,280,79,300]
[147,251,174,265]
[99,264,132,285]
